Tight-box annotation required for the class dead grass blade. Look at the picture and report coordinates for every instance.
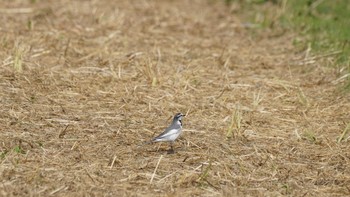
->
[337,123,350,143]
[150,155,163,184]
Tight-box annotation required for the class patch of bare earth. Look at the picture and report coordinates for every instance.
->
[1,0,349,196]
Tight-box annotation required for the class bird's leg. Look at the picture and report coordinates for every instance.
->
[167,142,175,154]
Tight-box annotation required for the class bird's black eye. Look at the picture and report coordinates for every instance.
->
[175,113,183,118]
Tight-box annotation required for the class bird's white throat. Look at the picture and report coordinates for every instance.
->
[177,120,182,127]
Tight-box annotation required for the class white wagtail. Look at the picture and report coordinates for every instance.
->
[145,113,185,153]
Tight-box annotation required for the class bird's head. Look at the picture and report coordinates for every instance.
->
[174,113,185,120]
[173,113,185,126]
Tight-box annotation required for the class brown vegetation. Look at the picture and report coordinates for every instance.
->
[1,0,349,196]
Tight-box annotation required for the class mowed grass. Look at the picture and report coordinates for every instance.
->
[227,0,350,90]
[1,0,350,196]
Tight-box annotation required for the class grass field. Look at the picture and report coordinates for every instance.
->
[228,0,350,90]
[1,0,350,196]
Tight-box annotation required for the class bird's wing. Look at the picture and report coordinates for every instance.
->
[153,124,181,140]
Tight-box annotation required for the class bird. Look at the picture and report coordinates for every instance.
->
[145,113,185,153]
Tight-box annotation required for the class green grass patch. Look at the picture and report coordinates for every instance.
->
[0,150,8,159]
[226,0,350,91]
[14,145,25,154]
[282,0,350,62]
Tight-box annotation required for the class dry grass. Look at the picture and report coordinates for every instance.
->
[1,0,350,196]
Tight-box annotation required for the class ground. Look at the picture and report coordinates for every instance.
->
[1,0,350,196]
